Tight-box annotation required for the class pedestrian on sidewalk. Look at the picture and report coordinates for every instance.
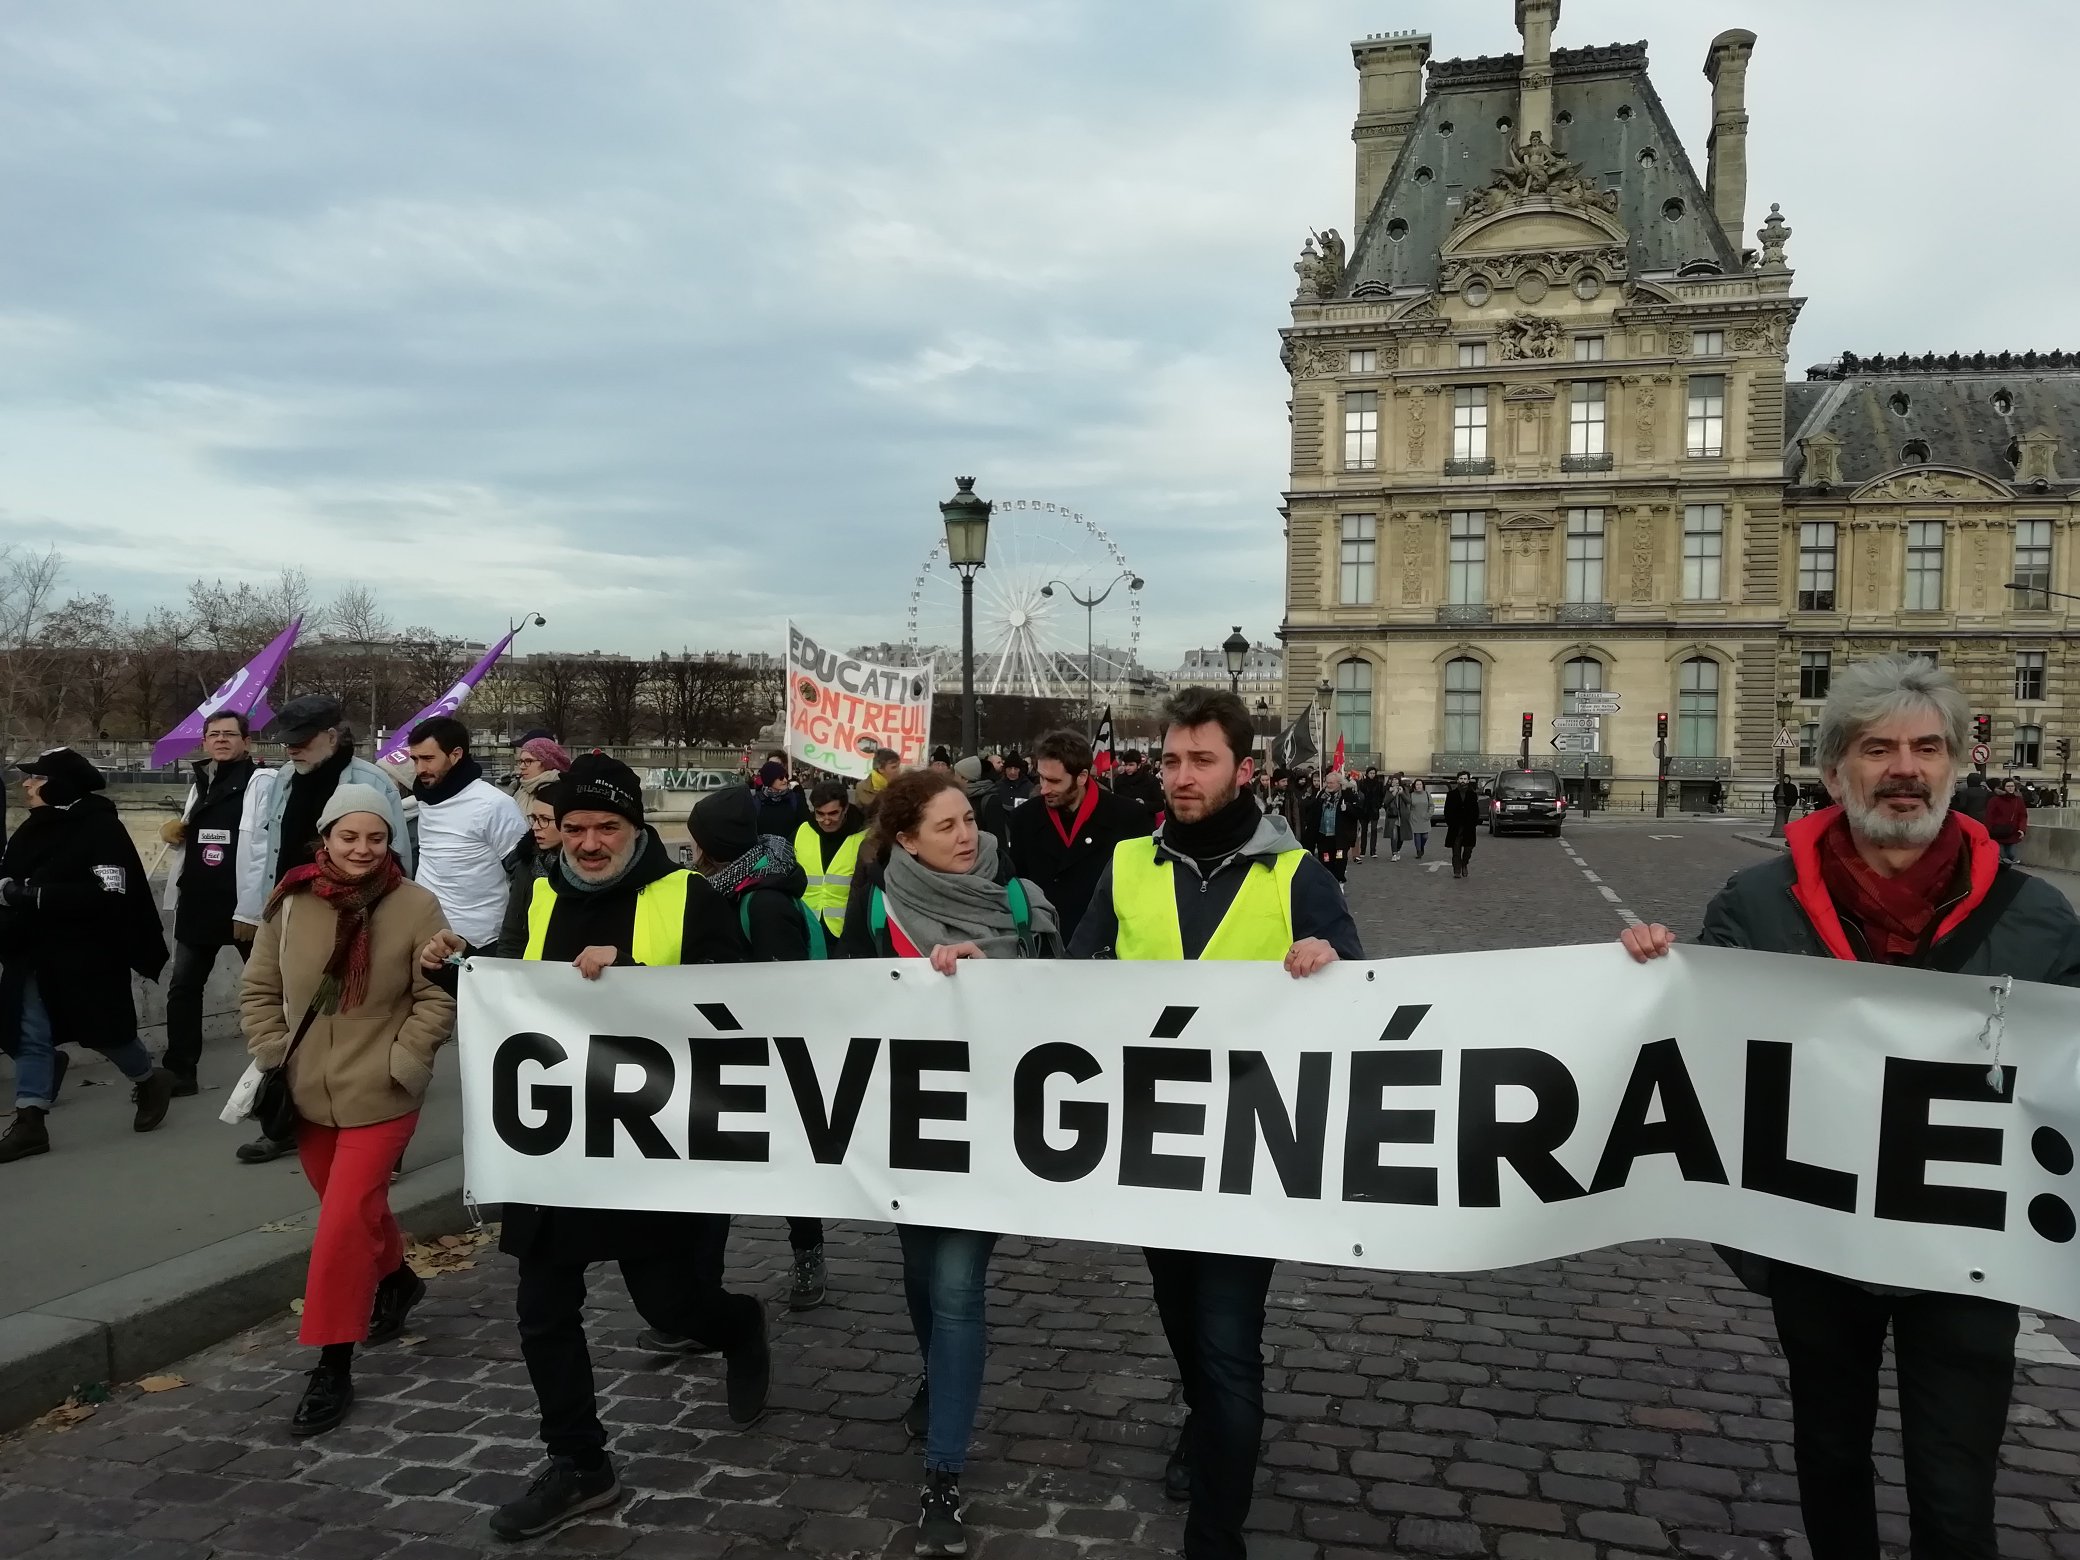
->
[407,717,527,957]
[240,782,454,1436]
[1987,776,2029,865]
[1303,769,1358,885]
[838,768,1062,1558]
[1067,688,1361,1560]
[0,748,174,1162]
[160,710,274,1095]
[1443,769,1481,878]
[1404,776,1434,860]
[1619,654,2079,1560]
[433,754,770,1542]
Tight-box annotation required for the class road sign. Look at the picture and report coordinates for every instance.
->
[1971,742,1991,765]
[1550,734,1597,754]
[1571,695,1622,715]
[1773,727,1796,749]
[1552,714,1600,732]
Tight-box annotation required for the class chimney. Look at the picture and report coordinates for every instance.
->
[1514,0,1559,147]
[1350,30,1431,230]
[1703,29,1758,252]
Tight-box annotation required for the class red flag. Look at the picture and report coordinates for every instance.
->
[1092,708,1117,775]
[1331,733,1346,774]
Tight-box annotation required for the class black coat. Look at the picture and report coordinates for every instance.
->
[0,795,169,1054]
[1110,767,1164,814]
[1004,783,1152,941]
[174,756,259,947]
[1301,789,1361,853]
[1442,783,1483,848]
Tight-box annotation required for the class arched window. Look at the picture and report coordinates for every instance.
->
[1443,658,1483,753]
[1334,659,1373,757]
[1678,658,1720,758]
[1563,657,1604,751]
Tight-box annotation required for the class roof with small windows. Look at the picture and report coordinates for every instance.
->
[1340,42,1741,297]
[1783,364,2080,492]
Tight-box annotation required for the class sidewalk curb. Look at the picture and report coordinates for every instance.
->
[1734,833,1787,854]
[0,1153,471,1432]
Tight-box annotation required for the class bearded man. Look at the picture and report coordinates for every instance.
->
[1622,654,2080,1560]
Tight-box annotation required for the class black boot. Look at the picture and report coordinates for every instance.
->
[367,1264,427,1344]
[289,1362,354,1437]
[131,1068,175,1133]
[0,1107,50,1163]
[788,1243,827,1310]
[1164,1415,1194,1501]
[489,1456,621,1541]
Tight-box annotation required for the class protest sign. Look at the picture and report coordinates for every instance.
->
[457,945,2080,1319]
[784,623,933,777]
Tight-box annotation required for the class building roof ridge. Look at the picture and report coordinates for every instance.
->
[1426,39,1648,89]
[1810,350,2080,378]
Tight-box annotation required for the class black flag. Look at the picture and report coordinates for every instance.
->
[1274,703,1318,770]
[1093,707,1117,776]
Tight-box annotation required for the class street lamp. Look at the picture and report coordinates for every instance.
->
[1040,570,1142,735]
[1222,626,1250,696]
[1317,676,1334,767]
[940,477,993,755]
[1770,694,1794,838]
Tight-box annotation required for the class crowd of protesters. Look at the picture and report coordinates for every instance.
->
[0,656,2073,1559]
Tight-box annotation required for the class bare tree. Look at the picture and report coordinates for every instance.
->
[125,608,191,742]
[527,657,587,745]
[323,582,392,644]
[589,659,654,747]
[396,627,475,710]
[0,544,65,752]
[37,593,125,740]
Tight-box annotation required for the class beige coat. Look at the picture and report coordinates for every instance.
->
[241,880,457,1128]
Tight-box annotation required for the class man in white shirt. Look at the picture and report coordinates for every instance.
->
[405,716,526,954]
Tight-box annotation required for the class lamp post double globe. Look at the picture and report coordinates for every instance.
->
[1041,571,1142,736]
[939,477,993,756]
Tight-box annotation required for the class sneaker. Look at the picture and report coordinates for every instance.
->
[636,1327,710,1355]
[724,1302,770,1425]
[0,1107,50,1163]
[488,1455,622,1541]
[236,1134,297,1165]
[903,1379,930,1440]
[915,1469,966,1557]
[131,1068,175,1133]
[367,1266,427,1344]
[168,1071,200,1099]
[1390,853,1401,862]
[789,1244,827,1311]
[289,1365,354,1437]
[1164,1416,1194,1501]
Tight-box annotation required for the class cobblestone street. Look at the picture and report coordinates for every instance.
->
[4,820,2077,1559]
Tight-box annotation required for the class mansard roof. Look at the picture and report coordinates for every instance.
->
[1342,41,1742,298]
[1784,363,2080,492]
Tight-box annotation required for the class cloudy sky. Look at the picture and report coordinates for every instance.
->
[0,1,2060,672]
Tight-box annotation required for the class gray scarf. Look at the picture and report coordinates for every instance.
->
[880,831,1058,959]
[558,830,654,895]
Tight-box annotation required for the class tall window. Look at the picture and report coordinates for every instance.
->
[1458,342,1488,368]
[1798,721,1819,767]
[1693,330,1725,356]
[1563,657,1604,751]
[1799,650,1831,701]
[1678,657,1720,758]
[1348,348,1377,373]
[2014,724,2043,768]
[1343,391,1378,471]
[1568,382,1607,456]
[2016,650,2047,702]
[1682,504,1724,600]
[1564,508,1605,602]
[1686,375,1726,457]
[1573,336,1605,362]
[1452,387,1488,461]
[1447,511,1487,603]
[1797,522,1837,610]
[1905,520,1945,610]
[1335,659,1373,755]
[1443,658,1483,753]
[1338,514,1377,605]
[2015,519,2053,605]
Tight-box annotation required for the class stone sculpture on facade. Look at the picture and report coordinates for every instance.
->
[1757,203,1791,270]
[1456,133,1621,229]
[1294,228,1346,299]
[1498,313,1562,361]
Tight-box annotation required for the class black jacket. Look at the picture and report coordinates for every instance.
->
[1110,766,1164,814]
[1301,789,1362,853]
[0,795,169,1054]
[1004,783,1153,941]
[1443,783,1483,847]
[1951,781,1992,824]
[1355,775,1387,819]
[174,755,259,947]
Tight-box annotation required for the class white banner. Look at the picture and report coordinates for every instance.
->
[456,946,2080,1320]
[784,623,934,779]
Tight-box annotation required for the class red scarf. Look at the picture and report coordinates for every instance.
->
[264,846,406,1012]
[1815,811,1965,963]
[1047,778,1103,849]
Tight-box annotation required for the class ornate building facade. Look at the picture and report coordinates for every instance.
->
[1280,4,2078,806]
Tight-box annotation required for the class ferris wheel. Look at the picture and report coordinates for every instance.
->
[906,498,1143,702]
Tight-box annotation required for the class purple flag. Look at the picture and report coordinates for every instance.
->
[151,618,301,768]
[373,628,520,765]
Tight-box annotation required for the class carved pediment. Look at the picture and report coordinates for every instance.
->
[1499,511,1555,531]
[1504,384,1557,402]
[1851,466,2011,503]
[1448,132,1626,247]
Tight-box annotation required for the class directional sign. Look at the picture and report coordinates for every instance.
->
[1550,734,1597,754]
[1571,695,1622,715]
[1972,742,1992,765]
[1773,727,1796,749]
[1552,714,1600,732]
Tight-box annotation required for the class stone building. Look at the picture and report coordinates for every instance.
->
[1279,4,2079,807]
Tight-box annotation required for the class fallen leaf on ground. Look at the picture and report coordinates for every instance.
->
[37,1395,101,1429]
[288,1298,305,1314]
[136,1375,186,1393]
[396,1335,425,1348]
[257,1220,305,1233]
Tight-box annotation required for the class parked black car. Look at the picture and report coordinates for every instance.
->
[1488,768,1567,836]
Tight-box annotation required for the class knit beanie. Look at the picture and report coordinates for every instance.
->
[18,747,105,808]
[953,755,984,785]
[757,760,788,788]
[520,737,572,773]
[689,785,760,865]
[556,752,645,825]
[316,782,395,835]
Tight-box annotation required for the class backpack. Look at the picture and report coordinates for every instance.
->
[738,894,828,961]
[869,879,1036,959]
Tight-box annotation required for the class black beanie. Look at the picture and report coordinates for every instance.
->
[19,747,106,808]
[554,752,644,826]
[688,785,760,864]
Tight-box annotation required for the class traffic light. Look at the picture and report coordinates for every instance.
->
[1656,711,1668,741]
[1974,714,1991,744]
[2059,735,2072,765]
[1521,711,1533,740]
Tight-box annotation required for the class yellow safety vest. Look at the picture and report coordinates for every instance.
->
[523,870,691,967]
[794,821,863,935]
[1109,837,1303,961]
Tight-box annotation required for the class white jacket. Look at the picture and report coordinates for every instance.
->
[413,777,527,947]
[164,766,278,914]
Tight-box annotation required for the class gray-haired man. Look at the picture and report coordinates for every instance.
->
[1622,654,2080,1560]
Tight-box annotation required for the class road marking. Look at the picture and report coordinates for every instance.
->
[1423,862,1448,873]
[1597,885,1622,902]
[1617,910,1643,927]
[1581,870,1602,883]
[1648,834,1684,840]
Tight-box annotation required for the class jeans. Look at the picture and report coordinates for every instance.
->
[1998,841,2021,865]
[1145,1248,1276,1560]
[1410,829,1428,858]
[1770,1262,2018,1560]
[11,974,153,1110]
[165,939,247,1080]
[899,1225,998,1474]
[516,1215,758,1461]
[296,1112,419,1346]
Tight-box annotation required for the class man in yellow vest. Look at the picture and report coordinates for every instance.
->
[1070,687,1363,1560]
[795,780,866,944]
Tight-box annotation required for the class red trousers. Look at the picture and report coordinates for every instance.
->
[296,1112,420,1347]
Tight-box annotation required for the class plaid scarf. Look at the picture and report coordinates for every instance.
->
[1816,811,1965,963]
[264,846,407,1013]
